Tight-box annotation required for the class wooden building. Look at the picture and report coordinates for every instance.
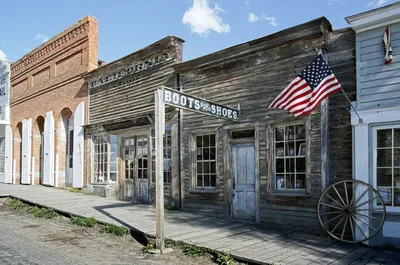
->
[84,17,356,233]
[346,2,400,247]
[84,36,184,205]
[173,17,356,232]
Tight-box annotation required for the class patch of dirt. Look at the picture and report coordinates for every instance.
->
[0,198,228,265]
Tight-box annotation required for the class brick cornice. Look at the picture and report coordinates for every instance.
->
[11,16,96,76]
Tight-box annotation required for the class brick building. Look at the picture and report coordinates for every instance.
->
[10,16,98,187]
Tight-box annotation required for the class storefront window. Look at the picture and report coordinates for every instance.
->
[93,134,117,183]
[151,124,172,183]
[274,124,306,190]
[375,127,400,207]
[196,134,216,188]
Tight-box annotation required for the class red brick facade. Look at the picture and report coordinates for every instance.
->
[11,16,98,186]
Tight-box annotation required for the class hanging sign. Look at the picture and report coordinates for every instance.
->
[161,87,240,122]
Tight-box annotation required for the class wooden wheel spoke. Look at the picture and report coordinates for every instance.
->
[323,213,345,226]
[333,185,347,208]
[319,210,343,215]
[330,214,346,235]
[349,215,355,241]
[355,196,379,209]
[353,187,369,207]
[341,215,349,240]
[323,193,345,209]
[353,214,377,232]
[320,202,345,211]
[356,212,382,221]
[349,181,358,207]
[351,215,368,240]
[344,182,350,207]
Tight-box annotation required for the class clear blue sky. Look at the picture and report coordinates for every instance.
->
[0,0,397,63]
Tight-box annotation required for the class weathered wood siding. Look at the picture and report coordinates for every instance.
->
[327,29,356,184]
[357,22,400,109]
[87,36,183,124]
[176,18,337,232]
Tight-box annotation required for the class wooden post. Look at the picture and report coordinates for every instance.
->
[155,88,165,253]
[55,154,59,187]
[179,85,184,211]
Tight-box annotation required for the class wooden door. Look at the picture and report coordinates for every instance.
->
[135,135,149,203]
[232,143,256,220]
[4,125,13,184]
[43,112,55,186]
[21,119,32,184]
[0,136,5,183]
[72,102,84,188]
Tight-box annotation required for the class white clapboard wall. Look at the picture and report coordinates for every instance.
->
[43,111,55,186]
[73,102,84,188]
[21,119,32,184]
[4,125,13,183]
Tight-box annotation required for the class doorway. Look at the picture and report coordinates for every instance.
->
[231,129,256,221]
[123,135,149,202]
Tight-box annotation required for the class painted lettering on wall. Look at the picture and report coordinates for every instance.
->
[162,88,240,122]
[89,53,171,89]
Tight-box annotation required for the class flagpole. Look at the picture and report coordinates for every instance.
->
[318,49,363,124]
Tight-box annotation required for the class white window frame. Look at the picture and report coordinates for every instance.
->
[91,133,118,184]
[192,133,217,190]
[372,124,400,213]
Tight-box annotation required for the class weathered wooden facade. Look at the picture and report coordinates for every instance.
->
[173,17,356,233]
[84,36,184,205]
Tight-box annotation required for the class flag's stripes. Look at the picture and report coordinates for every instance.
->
[268,77,303,108]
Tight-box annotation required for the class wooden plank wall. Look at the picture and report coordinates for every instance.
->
[176,18,340,232]
[357,22,400,109]
[327,28,356,184]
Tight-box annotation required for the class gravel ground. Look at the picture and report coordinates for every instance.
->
[0,198,221,265]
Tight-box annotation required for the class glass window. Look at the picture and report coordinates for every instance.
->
[274,124,306,190]
[151,124,172,183]
[376,127,400,207]
[109,135,118,182]
[93,134,108,183]
[196,134,217,188]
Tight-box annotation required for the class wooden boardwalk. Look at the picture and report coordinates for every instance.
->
[0,184,399,265]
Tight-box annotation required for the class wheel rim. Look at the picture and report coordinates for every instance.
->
[317,180,386,243]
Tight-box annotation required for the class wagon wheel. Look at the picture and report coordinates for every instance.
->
[317,180,386,243]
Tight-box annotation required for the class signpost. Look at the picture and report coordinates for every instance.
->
[154,86,240,252]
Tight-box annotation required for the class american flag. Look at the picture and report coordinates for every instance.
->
[268,54,342,117]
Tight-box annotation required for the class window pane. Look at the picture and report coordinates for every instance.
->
[276,175,285,189]
[203,148,210,160]
[210,135,216,147]
[211,175,216,187]
[210,162,216,174]
[395,129,400,147]
[377,149,392,167]
[197,162,203,174]
[197,149,203,160]
[286,158,295,173]
[394,148,400,167]
[210,147,216,160]
[196,136,202,148]
[296,174,306,189]
[276,159,284,173]
[286,126,295,141]
[395,169,400,206]
[286,142,295,157]
[276,143,284,157]
[110,173,117,182]
[377,129,392,148]
[197,175,203,187]
[296,141,306,156]
[377,168,392,186]
[296,125,306,140]
[377,187,392,206]
[203,135,210,147]
[204,162,210,174]
[204,175,210,186]
[296,158,306,173]
[286,174,294,189]
[275,127,284,141]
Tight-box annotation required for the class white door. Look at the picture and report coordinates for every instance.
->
[43,112,54,186]
[72,102,84,188]
[4,125,13,183]
[135,135,149,202]
[21,119,32,184]
[232,143,256,220]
